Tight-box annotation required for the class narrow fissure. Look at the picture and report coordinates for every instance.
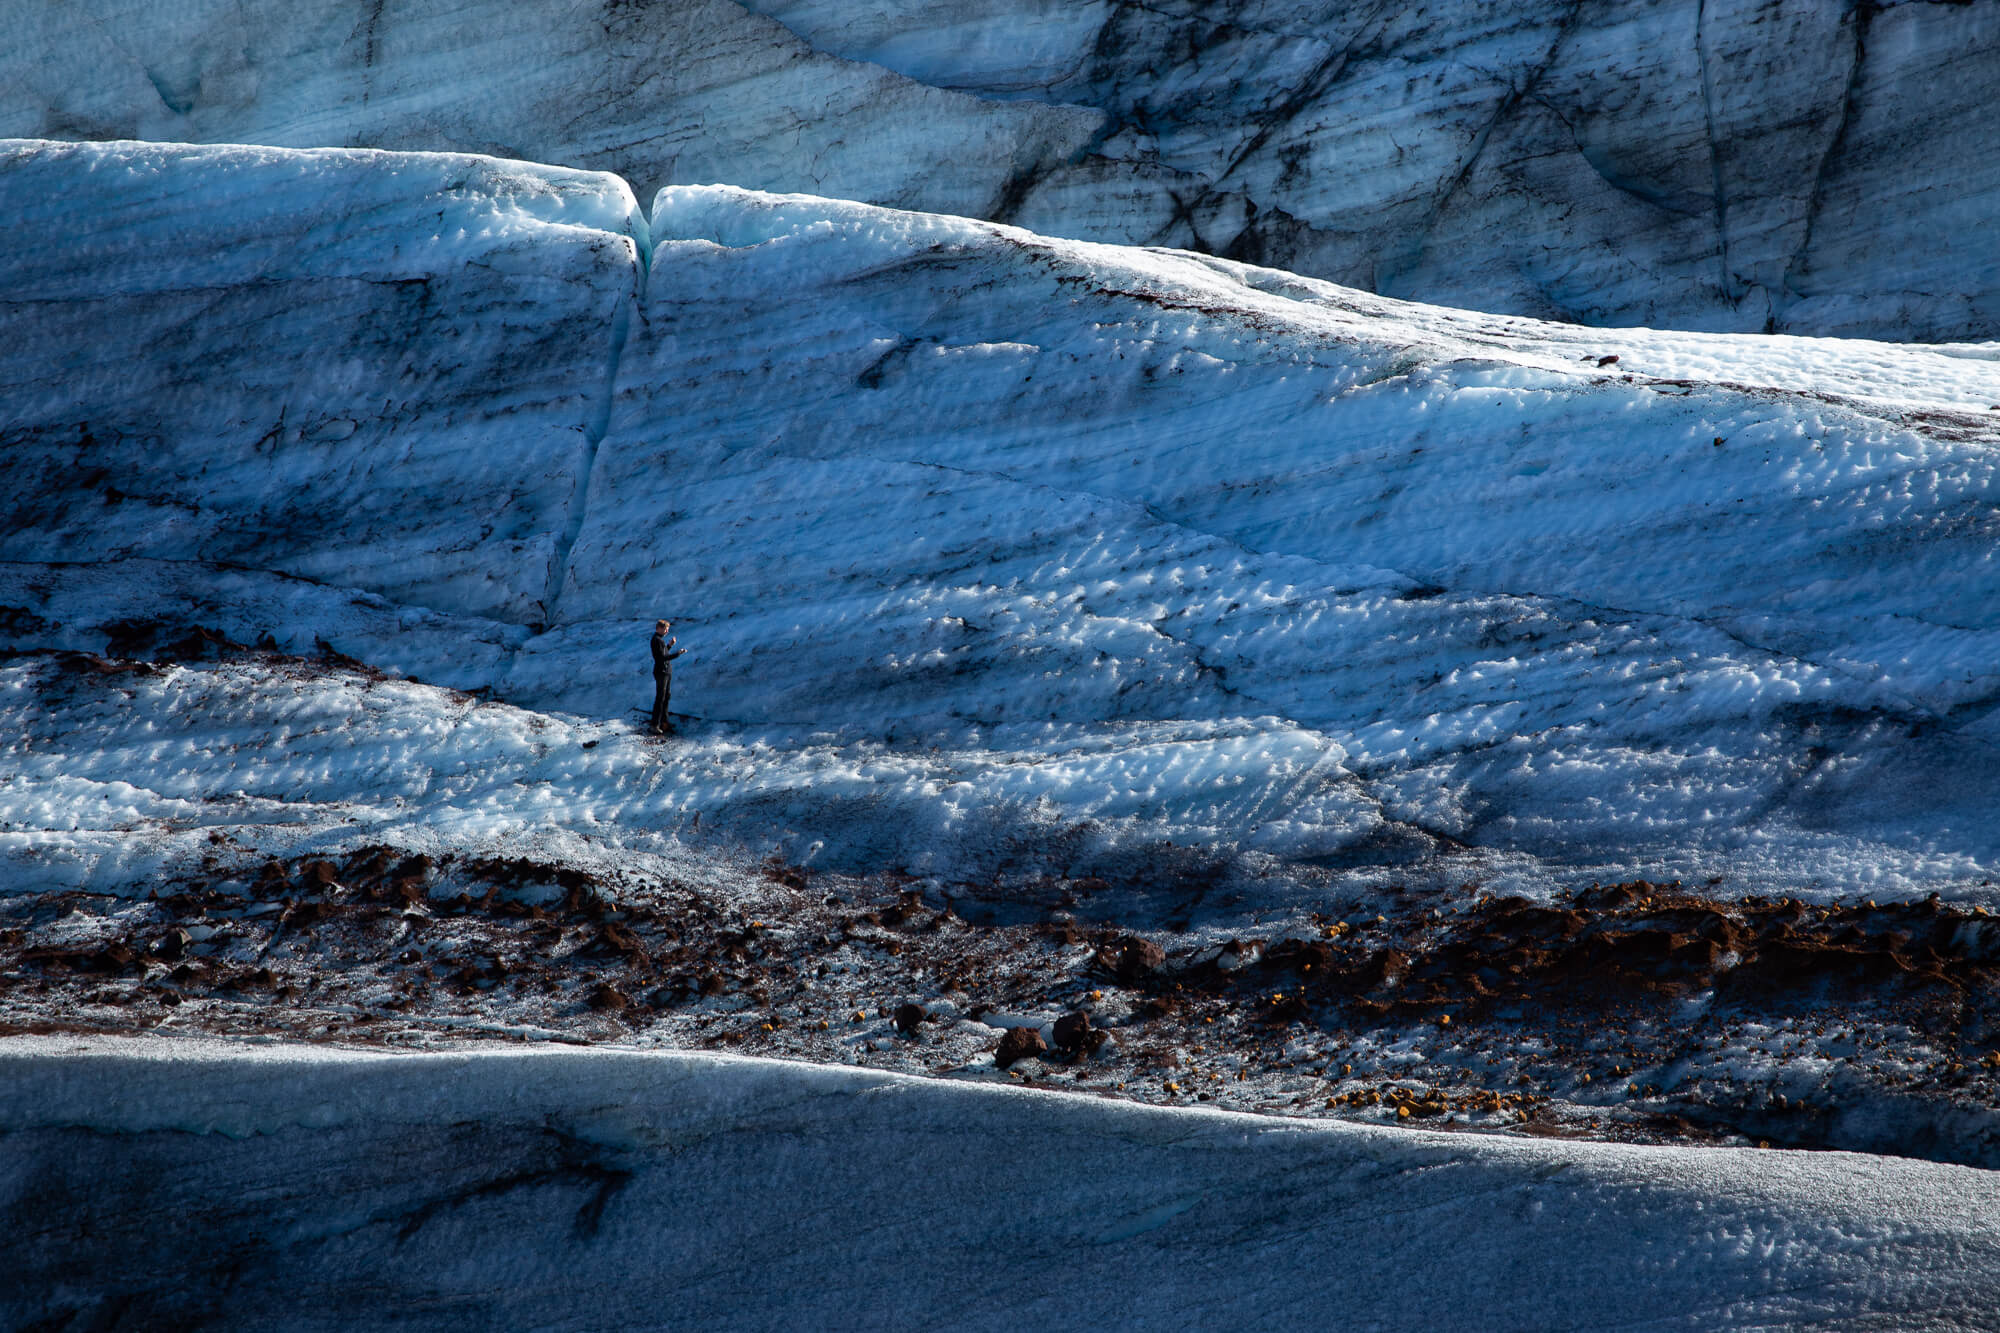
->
[1693,0,1736,303]
[1777,0,1875,321]
[539,200,653,628]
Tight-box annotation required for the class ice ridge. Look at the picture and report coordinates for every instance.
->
[8,0,2000,338]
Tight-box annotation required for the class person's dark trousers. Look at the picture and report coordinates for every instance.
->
[650,674,671,733]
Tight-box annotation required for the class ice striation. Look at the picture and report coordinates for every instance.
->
[5,0,1999,338]
[7,1037,2000,1329]
[4,139,1999,905]
[0,139,645,624]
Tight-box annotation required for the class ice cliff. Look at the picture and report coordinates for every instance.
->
[4,0,1998,338]
[5,139,1998,901]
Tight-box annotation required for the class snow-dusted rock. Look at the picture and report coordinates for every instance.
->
[6,1037,2000,1329]
[6,0,1999,336]
[5,144,2000,896]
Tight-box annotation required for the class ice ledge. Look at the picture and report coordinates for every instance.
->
[5,1036,2000,1328]
[0,137,652,279]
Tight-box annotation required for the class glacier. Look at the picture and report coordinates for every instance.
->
[5,138,1998,905]
[7,126,2000,1326]
[5,0,1999,338]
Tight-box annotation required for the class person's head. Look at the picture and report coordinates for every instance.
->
[655,619,670,634]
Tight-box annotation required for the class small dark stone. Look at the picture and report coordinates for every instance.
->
[893,1002,926,1034]
[587,982,629,1012]
[995,1025,1047,1068]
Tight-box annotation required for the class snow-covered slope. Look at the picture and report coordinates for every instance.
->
[6,0,1999,337]
[5,140,2000,900]
[8,1037,2000,1329]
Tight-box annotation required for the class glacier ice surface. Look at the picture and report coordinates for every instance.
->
[4,141,1999,906]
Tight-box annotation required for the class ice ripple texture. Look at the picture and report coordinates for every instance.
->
[3,140,1999,903]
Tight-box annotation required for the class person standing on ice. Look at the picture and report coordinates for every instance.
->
[649,619,685,735]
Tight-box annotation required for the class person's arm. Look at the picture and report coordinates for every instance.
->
[666,637,686,663]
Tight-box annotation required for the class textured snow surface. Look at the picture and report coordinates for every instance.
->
[5,140,2000,901]
[6,1036,2000,1329]
[6,0,2000,337]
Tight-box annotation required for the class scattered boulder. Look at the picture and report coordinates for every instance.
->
[995,1025,1047,1068]
[880,890,926,927]
[1043,918,1082,945]
[1107,937,1166,983]
[23,942,138,974]
[893,1002,926,1034]
[760,856,808,891]
[586,982,629,1012]
[1052,1010,1106,1058]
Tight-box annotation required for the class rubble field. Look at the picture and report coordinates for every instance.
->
[10,840,2000,1166]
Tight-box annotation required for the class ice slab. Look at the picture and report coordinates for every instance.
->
[5,1035,2000,1329]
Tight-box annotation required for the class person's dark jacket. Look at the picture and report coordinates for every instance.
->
[651,632,684,678]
